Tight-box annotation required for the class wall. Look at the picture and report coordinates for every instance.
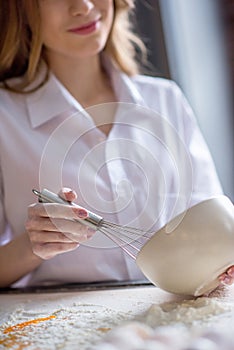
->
[158,0,234,200]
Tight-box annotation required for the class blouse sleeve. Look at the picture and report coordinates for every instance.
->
[134,76,223,209]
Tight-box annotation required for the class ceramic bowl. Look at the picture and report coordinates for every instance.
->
[136,195,234,296]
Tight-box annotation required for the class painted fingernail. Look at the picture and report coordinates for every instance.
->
[228,266,234,277]
[64,194,72,201]
[77,209,87,218]
[64,190,74,200]
[219,275,231,285]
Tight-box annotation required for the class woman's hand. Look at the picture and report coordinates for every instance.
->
[205,266,234,296]
[25,187,95,260]
[218,266,234,285]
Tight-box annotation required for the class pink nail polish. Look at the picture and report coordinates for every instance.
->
[78,209,87,218]
[228,266,234,277]
[221,276,231,285]
[64,193,71,200]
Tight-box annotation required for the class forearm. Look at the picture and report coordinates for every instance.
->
[0,232,43,288]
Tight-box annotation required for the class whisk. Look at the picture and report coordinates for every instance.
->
[32,188,153,259]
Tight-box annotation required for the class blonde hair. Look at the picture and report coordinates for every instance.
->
[0,0,146,93]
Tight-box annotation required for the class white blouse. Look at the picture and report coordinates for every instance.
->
[0,59,222,287]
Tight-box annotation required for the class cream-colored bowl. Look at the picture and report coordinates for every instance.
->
[136,196,234,296]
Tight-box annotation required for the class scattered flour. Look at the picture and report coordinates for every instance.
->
[0,303,133,350]
[92,297,234,350]
[1,297,234,350]
[140,296,233,327]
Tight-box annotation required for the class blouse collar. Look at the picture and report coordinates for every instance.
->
[26,56,145,129]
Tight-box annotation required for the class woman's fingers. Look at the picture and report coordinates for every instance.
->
[26,189,96,260]
[26,224,94,259]
[26,204,94,242]
[63,227,96,243]
[58,187,77,203]
[218,265,234,285]
[28,230,76,244]
[32,241,80,260]
[26,216,90,236]
[28,203,87,220]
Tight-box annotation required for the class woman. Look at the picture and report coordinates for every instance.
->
[0,0,233,289]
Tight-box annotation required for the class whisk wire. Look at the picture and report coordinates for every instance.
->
[98,227,138,259]
[98,221,154,259]
[102,221,153,240]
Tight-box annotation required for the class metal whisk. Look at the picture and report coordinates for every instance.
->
[32,188,153,259]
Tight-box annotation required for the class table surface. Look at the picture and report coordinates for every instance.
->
[0,282,192,318]
[1,283,234,349]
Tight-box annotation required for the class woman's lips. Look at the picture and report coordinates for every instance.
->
[68,20,100,35]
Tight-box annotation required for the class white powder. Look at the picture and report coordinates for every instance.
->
[92,321,234,350]
[1,296,234,350]
[0,303,133,350]
[140,297,233,328]
[91,297,234,350]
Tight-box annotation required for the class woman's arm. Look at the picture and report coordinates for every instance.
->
[0,188,95,287]
[0,232,42,287]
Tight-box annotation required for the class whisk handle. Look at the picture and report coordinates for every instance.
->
[32,188,103,230]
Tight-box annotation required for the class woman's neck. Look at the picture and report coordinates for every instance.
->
[45,53,115,107]
[45,52,117,135]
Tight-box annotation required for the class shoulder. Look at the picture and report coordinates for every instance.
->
[130,74,183,100]
[127,74,198,133]
[0,83,18,104]
[0,83,26,112]
[0,62,50,108]
[129,74,192,115]
[0,78,32,131]
[0,75,24,97]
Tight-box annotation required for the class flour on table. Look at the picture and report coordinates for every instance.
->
[0,303,133,350]
[140,296,233,327]
[1,296,234,350]
[91,297,234,350]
